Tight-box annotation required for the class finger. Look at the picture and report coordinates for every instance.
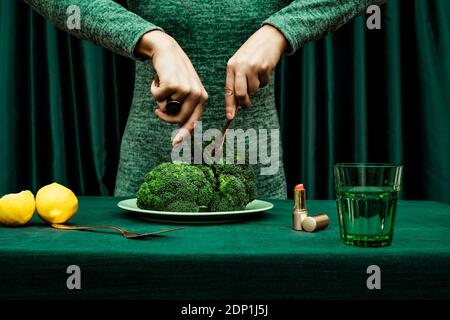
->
[154,108,179,124]
[151,80,173,102]
[168,79,191,102]
[174,96,199,124]
[156,100,167,113]
[234,72,251,108]
[156,94,198,125]
[247,72,260,97]
[151,78,190,102]
[258,71,270,88]
[173,104,204,147]
[172,128,190,148]
[225,66,237,120]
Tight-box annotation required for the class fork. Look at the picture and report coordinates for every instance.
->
[51,224,184,239]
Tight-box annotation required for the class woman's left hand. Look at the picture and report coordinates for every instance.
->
[225,24,288,120]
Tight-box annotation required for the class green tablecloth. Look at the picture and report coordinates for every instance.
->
[0,197,449,300]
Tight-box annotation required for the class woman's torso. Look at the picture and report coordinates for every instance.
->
[115,1,288,198]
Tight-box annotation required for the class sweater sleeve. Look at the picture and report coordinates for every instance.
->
[22,0,163,60]
[263,0,387,55]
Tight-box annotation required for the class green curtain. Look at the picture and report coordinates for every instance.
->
[0,0,134,196]
[1,0,449,203]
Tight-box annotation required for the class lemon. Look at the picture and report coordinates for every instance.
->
[0,190,36,227]
[36,183,78,224]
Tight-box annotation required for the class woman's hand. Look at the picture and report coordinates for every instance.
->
[135,30,208,146]
[225,25,288,120]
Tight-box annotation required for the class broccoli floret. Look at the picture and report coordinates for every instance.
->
[206,163,257,211]
[196,164,217,191]
[218,175,248,208]
[214,163,257,202]
[136,162,213,212]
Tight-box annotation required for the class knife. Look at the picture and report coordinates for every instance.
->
[211,107,240,157]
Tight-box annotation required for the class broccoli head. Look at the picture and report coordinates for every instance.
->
[136,162,214,212]
[136,161,257,213]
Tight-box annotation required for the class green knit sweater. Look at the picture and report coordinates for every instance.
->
[24,0,385,198]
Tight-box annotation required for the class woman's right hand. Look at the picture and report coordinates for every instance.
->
[135,30,208,147]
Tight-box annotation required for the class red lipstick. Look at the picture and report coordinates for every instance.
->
[293,184,308,231]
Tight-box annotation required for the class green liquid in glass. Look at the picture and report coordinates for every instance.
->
[337,186,399,247]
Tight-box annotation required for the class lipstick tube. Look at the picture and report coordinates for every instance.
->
[302,214,330,232]
[293,184,308,231]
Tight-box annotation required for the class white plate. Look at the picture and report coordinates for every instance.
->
[117,198,274,224]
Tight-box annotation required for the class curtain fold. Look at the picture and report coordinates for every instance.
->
[1,0,449,203]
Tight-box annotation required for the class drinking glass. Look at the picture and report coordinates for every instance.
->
[334,163,403,247]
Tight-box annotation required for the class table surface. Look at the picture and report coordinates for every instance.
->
[1,197,449,300]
